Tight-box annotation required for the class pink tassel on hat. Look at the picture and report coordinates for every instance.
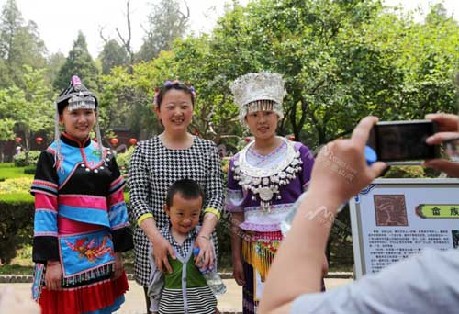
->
[72,75,82,86]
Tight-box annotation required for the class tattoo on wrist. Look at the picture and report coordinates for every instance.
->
[322,145,356,183]
[303,206,336,225]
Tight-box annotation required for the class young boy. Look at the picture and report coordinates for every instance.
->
[148,179,218,314]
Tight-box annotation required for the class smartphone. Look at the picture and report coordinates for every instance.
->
[368,120,441,164]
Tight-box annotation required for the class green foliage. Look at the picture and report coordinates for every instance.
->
[0,177,33,194]
[0,66,54,159]
[116,146,135,178]
[383,165,427,178]
[0,263,32,274]
[46,52,66,87]
[97,56,173,136]
[23,164,36,174]
[0,0,46,89]
[0,196,34,264]
[98,39,129,74]
[216,211,232,270]
[13,150,40,167]
[93,0,459,148]
[136,0,189,62]
[53,32,99,91]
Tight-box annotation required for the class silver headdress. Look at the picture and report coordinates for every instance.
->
[230,72,286,121]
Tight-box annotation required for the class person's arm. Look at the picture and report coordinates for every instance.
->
[297,143,329,276]
[196,141,224,267]
[230,212,245,286]
[128,142,175,273]
[289,248,459,313]
[140,217,176,273]
[31,151,60,263]
[225,156,246,285]
[31,150,63,290]
[259,116,386,313]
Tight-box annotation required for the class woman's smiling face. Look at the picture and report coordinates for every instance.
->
[245,110,279,141]
[155,89,194,134]
[60,107,96,141]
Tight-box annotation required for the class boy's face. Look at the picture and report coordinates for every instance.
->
[165,193,202,235]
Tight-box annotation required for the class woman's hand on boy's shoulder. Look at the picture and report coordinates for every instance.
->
[151,236,175,274]
[195,235,215,270]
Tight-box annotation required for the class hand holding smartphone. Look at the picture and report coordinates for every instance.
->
[367,119,441,164]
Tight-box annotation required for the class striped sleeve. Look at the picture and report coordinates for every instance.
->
[31,150,60,263]
[31,150,58,196]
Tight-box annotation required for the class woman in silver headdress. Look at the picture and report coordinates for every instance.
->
[30,75,133,313]
[228,72,326,313]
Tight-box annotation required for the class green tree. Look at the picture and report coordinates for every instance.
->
[0,66,53,162]
[45,52,66,86]
[170,36,243,144]
[190,0,459,147]
[54,31,99,91]
[0,0,46,88]
[97,0,459,150]
[15,66,54,155]
[136,0,190,62]
[393,4,459,120]
[0,100,15,161]
[98,39,129,74]
[98,52,176,139]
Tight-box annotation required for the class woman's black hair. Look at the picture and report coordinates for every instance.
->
[154,80,196,108]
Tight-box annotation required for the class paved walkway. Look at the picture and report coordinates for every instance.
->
[1,277,353,314]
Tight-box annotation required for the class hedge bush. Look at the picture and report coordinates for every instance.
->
[116,147,135,178]
[13,150,40,167]
[0,177,33,194]
[24,165,37,175]
[0,194,34,264]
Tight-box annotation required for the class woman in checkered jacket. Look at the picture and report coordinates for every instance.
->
[128,80,224,313]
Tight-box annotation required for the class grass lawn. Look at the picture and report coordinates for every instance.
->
[0,163,33,178]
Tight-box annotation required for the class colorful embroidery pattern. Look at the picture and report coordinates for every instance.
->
[255,241,279,255]
[65,236,113,262]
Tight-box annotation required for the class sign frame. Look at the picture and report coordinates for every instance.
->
[350,178,459,279]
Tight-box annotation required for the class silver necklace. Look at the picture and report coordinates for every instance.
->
[232,138,302,212]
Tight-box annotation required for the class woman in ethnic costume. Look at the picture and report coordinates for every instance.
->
[227,73,326,313]
[31,75,133,314]
[128,80,224,314]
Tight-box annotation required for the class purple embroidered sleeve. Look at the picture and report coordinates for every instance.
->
[226,156,244,212]
[295,142,315,191]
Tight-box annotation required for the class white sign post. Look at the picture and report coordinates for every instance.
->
[350,178,459,279]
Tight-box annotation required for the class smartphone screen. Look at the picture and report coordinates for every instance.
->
[368,120,440,163]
